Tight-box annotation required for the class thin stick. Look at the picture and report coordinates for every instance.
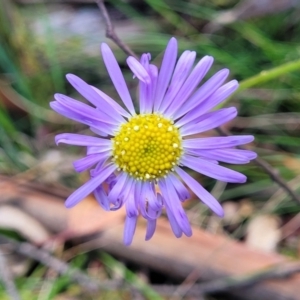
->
[216,127,300,204]
[0,235,100,293]
[0,249,21,300]
[3,234,300,297]
[95,0,138,59]
[153,262,300,296]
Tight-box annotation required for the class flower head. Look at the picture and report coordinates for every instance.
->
[51,38,256,245]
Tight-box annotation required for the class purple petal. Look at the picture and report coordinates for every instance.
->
[142,182,162,211]
[124,179,139,217]
[158,178,192,236]
[50,102,116,135]
[54,94,120,126]
[145,65,158,113]
[123,215,137,246]
[134,180,143,205]
[89,127,108,137]
[159,50,196,113]
[139,60,151,113]
[139,183,162,221]
[175,166,224,216]
[87,145,113,155]
[181,155,247,183]
[73,153,110,173]
[165,56,214,118]
[180,107,237,136]
[94,187,110,211]
[65,74,124,123]
[91,86,131,118]
[55,133,111,147]
[192,80,239,116]
[153,37,178,111]
[65,163,117,208]
[139,54,158,114]
[176,79,238,126]
[144,200,159,241]
[187,149,257,164]
[183,135,254,149]
[164,202,183,238]
[127,56,151,84]
[173,69,230,119]
[108,172,128,204]
[168,173,190,202]
[101,43,135,115]
[145,219,157,241]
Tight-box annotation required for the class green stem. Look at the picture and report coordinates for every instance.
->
[238,58,300,91]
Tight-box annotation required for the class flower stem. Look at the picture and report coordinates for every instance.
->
[238,58,300,91]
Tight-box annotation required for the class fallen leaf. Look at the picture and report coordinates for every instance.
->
[0,205,50,243]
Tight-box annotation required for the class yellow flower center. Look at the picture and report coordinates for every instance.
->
[112,114,182,180]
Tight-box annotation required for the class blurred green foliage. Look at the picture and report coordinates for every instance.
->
[0,0,300,297]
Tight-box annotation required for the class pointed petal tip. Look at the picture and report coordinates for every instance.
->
[54,134,62,145]
[66,73,75,80]
[170,36,177,43]
[64,198,77,209]
[216,208,224,217]
[184,228,193,237]
[221,68,230,76]
[204,55,214,61]
[249,135,255,143]
[100,43,111,55]
[251,152,258,159]
[126,56,151,84]
[231,79,239,86]
[123,240,132,246]
[49,101,56,108]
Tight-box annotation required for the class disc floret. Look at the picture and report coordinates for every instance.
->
[112,114,182,180]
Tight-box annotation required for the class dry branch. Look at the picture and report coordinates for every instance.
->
[95,0,138,59]
[0,249,21,300]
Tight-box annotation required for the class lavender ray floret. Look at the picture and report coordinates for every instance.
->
[181,155,246,183]
[127,56,151,84]
[175,166,224,217]
[123,215,138,246]
[176,79,238,127]
[153,37,178,111]
[66,74,124,123]
[183,135,254,149]
[180,107,237,136]
[173,69,229,119]
[65,163,117,208]
[73,153,109,173]
[159,50,196,113]
[164,55,214,118]
[101,43,135,115]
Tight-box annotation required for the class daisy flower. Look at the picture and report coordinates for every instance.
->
[51,37,256,245]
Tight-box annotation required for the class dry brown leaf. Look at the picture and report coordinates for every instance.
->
[0,205,50,243]
[0,177,125,239]
[67,196,125,237]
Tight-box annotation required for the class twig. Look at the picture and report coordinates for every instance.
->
[216,127,300,204]
[0,249,21,300]
[0,235,100,293]
[2,235,300,297]
[153,262,300,295]
[95,0,138,59]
